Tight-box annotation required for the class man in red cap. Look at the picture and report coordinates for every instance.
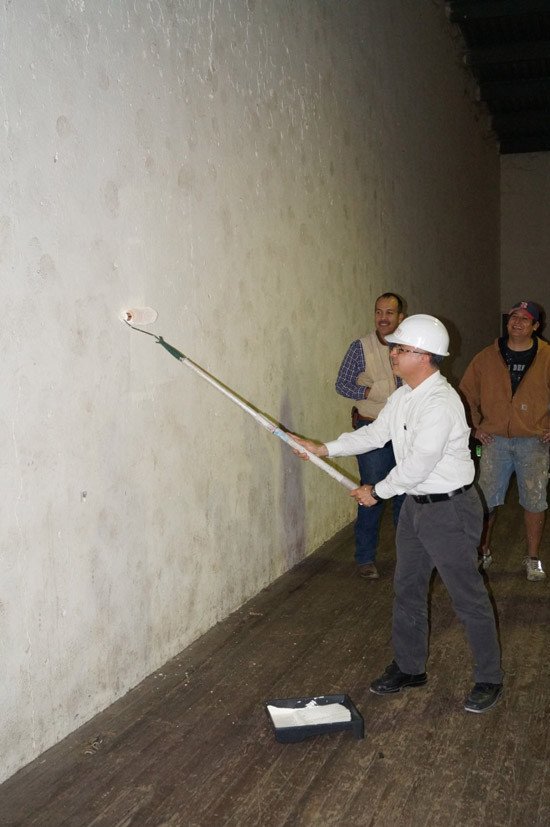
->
[460,301,550,581]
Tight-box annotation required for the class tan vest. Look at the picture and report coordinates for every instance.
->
[355,332,398,418]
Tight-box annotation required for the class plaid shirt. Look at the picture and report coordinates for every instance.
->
[335,339,367,400]
[336,338,401,400]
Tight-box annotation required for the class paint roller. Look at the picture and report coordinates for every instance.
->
[121,308,357,492]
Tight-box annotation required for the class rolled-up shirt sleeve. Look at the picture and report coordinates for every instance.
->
[335,340,367,401]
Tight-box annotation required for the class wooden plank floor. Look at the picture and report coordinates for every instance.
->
[2,483,550,827]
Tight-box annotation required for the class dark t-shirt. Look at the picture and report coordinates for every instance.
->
[499,336,538,396]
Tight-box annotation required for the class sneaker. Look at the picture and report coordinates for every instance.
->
[479,551,492,570]
[357,562,379,580]
[370,660,427,695]
[523,557,546,581]
[464,682,503,713]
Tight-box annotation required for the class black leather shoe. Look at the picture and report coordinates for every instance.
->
[369,660,428,695]
[464,682,503,713]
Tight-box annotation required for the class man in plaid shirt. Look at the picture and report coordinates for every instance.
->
[335,293,406,579]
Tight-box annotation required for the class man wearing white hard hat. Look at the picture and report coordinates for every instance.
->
[292,314,503,714]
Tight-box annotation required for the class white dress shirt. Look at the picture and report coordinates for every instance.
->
[325,371,475,498]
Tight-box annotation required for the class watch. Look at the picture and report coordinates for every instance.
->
[371,485,382,502]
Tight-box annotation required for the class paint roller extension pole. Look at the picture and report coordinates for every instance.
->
[122,314,357,493]
[156,338,357,492]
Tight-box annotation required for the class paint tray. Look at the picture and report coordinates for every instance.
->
[265,694,364,743]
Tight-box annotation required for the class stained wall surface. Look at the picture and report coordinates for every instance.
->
[501,153,550,332]
[0,0,499,782]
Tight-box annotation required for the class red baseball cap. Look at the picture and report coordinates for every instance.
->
[508,301,539,323]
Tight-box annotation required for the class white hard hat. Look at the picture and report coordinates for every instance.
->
[385,314,450,357]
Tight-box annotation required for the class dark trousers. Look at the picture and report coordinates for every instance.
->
[393,486,503,684]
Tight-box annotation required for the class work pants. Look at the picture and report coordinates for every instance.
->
[393,486,503,684]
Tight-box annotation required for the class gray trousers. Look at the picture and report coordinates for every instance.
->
[393,486,503,684]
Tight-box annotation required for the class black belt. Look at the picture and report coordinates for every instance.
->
[412,484,472,504]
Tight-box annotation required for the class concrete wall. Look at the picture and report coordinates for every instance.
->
[1,0,499,782]
[501,153,550,334]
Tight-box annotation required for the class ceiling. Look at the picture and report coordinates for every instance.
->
[446,0,550,154]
